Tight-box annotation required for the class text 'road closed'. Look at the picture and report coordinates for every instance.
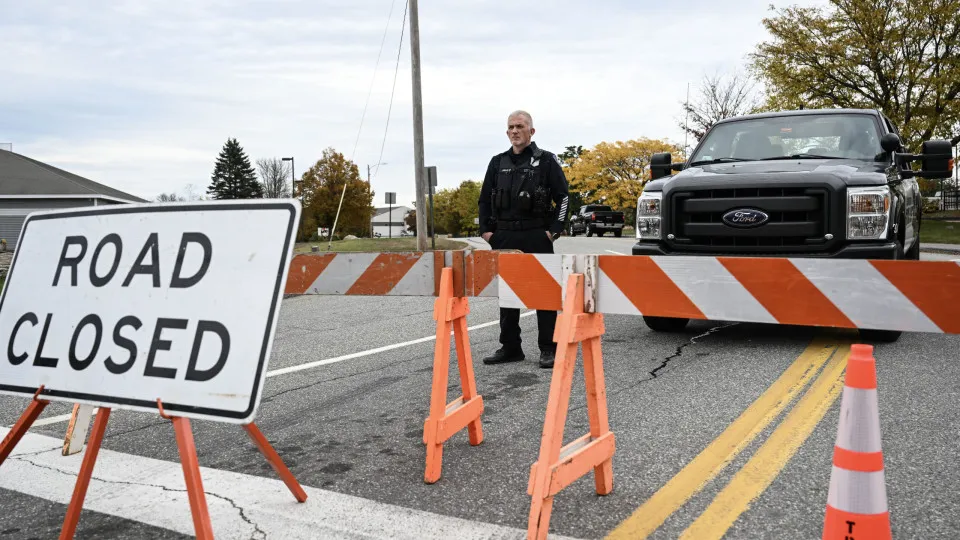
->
[7,233,230,382]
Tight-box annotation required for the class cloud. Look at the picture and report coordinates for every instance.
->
[0,0,802,207]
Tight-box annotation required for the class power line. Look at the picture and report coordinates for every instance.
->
[372,0,409,183]
[328,0,403,249]
[349,0,398,162]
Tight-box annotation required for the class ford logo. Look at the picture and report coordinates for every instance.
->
[722,208,769,228]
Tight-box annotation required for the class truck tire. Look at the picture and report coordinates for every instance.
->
[905,239,920,260]
[614,229,622,237]
[856,233,905,343]
[643,316,689,332]
[858,329,902,343]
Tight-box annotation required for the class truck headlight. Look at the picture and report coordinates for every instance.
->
[636,191,662,240]
[846,186,891,240]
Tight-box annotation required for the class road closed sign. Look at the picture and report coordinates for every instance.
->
[0,200,300,424]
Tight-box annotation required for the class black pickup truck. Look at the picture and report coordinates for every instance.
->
[632,108,955,342]
[568,204,626,237]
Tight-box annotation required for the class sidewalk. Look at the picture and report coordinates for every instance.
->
[921,242,960,255]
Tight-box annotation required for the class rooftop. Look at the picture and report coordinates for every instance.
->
[0,150,147,202]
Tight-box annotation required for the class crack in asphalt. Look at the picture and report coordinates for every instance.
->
[9,456,267,540]
[3,444,63,458]
[568,322,739,413]
[646,323,738,382]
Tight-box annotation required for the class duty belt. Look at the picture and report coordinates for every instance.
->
[496,218,547,231]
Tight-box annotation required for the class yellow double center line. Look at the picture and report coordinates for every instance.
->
[607,335,853,539]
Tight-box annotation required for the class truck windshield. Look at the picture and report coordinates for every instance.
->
[586,206,612,212]
[689,113,884,164]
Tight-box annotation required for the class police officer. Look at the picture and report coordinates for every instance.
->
[478,110,569,369]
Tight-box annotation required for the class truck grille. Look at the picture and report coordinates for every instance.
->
[669,187,830,252]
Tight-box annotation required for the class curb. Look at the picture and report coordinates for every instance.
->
[921,248,960,256]
[920,242,960,256]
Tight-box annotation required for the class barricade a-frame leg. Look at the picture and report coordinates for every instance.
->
[527,269,615,540]
[423,265,485,483]
[0,386,50,466]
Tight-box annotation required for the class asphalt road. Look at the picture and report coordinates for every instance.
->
[1,236,958,539]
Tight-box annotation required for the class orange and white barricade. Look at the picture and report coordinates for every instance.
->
[498,254,960,334]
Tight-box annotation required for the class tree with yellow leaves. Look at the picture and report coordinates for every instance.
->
[749,0,960,152]
[297,147,376,241]
[563,138,685,224]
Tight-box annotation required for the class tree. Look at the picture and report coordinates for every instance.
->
[404,208,433,236]
[298,148,375,241]
[432,180,482,237]
[679,71,766,144]
[564,138,685,225]
[155,192,185,202]
[256,157,291,198]
[207,138,264,199]
[749,0,960,152]
[558,145,587,166]
[181,183,208,201]
[558,146,589,216]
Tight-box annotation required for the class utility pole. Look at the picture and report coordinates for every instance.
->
[409,0,428,251]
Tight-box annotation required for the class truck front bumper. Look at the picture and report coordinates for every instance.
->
[630,241,901,259]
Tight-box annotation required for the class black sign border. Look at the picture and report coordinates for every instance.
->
[0,201,298,422]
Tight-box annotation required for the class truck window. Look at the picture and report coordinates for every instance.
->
[691,113,883,162]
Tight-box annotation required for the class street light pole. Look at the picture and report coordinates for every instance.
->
[282,157,296,201]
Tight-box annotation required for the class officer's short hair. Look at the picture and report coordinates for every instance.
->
[508,110,533,128]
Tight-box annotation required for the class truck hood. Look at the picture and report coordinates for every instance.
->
[645,158,892,191]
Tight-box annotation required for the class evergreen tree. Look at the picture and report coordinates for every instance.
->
[207,138,264,199]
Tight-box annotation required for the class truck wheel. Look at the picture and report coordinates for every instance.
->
[905,239,920,260]
[643,316,689,332]
[614,229,622,237]
[858,329,902,343]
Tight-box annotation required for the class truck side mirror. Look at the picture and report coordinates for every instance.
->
[650,152,673,180]
[919,139,954,179]
[880,133,901,153]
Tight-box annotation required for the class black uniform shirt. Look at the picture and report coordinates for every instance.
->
[478,142,570,236]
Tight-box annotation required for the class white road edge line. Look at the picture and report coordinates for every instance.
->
[0,428,581,540]
[18,311,537,427]
[265,310,536,378]
[605,250,626,255]
[33,412,96,427]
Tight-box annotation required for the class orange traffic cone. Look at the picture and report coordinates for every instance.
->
[823,343,891,540]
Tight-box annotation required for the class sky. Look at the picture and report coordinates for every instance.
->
[0,0,832,209]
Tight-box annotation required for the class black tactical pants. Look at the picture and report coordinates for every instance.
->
[488,228,557,353]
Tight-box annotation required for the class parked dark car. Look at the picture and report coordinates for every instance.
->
[632,107,956,342]
[569,204,625,237]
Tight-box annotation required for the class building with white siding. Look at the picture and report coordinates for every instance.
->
[0,149,146,250]
[371,205,412,238]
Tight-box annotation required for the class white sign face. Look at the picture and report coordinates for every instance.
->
[0,200,300,424]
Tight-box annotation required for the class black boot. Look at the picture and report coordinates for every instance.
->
[539,350,555,369]
[483,347,525,365]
